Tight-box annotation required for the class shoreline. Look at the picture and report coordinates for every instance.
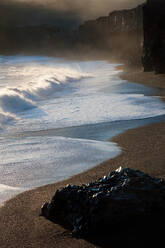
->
[0,67,165,247]
[120,66,165,101]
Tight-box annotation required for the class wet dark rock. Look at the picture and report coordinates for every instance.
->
[41,167,165,237]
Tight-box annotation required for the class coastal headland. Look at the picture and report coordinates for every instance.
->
[0,0,165,247]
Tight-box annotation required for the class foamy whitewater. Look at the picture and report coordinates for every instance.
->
[0,55,165,204]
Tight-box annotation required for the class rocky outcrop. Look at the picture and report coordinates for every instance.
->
[108,5,143,65]
[3,2,165,73]
[108,6,143,33]
[41,167,165,237]
[77,5,143,66]
[142,0,165,73]
[77,17,109,49]
[0,5,143,64]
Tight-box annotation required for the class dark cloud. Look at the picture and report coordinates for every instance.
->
[0,0,81,28]
[0,0,145,28]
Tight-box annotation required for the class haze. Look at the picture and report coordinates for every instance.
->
[0,0,146,27]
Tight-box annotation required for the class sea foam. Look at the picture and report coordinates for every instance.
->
[0,55,165,205]
[1,56,165,132]
[0,56,91,128]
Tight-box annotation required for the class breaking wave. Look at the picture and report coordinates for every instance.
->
[0,55,165,132]
[0,58,91,128]
[0,90,36,114]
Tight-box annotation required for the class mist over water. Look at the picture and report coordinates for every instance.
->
[0,56,91,129]
[0,55,164,132]
[0,0,162,208]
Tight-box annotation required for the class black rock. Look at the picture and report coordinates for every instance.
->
[41,167,165,237]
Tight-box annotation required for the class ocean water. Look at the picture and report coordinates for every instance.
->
[0,55,165,205]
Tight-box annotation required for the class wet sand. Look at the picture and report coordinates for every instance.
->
[121,67,165,99]
[0,68,165,247]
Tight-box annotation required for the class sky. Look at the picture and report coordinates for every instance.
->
[0,0,146,27]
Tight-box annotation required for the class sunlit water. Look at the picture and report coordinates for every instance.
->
[0,55,165,205]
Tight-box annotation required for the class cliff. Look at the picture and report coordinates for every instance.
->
[108,6,142,33]
[108,5,143,65]
[142,0,165,73]
[0,5,143,63]
[77,5,143,66]
[77,17,109,49]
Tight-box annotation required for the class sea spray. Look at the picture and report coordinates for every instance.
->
[0,55,165,206]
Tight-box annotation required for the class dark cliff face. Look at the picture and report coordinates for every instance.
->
[0,5,144,64]
[143,0,165,73]
[108,6,143,33]
[1,3,164,74]
[77,17,110,51]
[77,5,143,66]
[107,5,143,65]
